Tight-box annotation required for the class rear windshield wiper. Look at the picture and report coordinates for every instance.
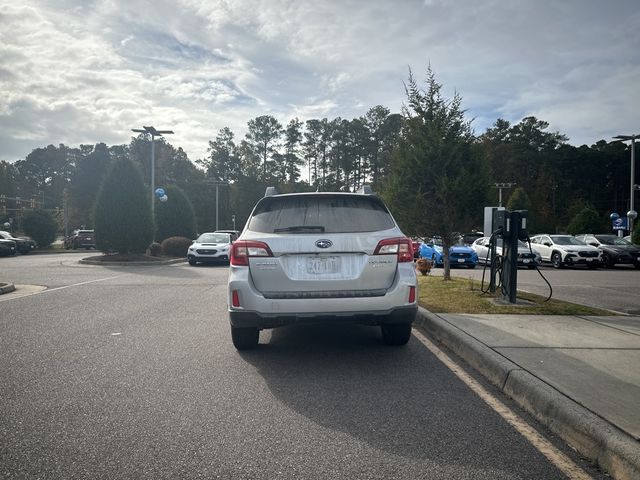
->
[273,225,325,233]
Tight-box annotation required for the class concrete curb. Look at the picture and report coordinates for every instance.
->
[415,307,640,480]
[0,282,16,294]
[79,258,186,266]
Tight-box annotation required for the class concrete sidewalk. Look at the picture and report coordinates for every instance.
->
[415,309,640,480]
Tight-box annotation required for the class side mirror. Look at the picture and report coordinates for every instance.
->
[589,242,598,247]
[543,242,551,247]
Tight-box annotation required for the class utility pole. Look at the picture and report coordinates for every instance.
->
[491,182,517,207]
[132,126,174,214]
[613,134,639,233]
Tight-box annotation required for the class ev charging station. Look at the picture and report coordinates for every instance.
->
[483,207,530,303]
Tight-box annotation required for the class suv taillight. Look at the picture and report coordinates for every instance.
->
[230,240,273,266]
[373,237,413,263]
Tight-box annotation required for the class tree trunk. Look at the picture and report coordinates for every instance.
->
[442,237,451,281]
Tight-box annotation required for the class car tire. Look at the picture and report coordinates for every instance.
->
[188,258,197,266]
[381,323,412,346]
[468,264,476,269]
[552,252,563,269]
[231,326,259,350]
[601,253,615,268]
[634,261,640,270]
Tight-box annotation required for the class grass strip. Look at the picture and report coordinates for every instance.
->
[416,275,613,315]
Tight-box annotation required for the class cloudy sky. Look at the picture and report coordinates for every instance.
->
[1,0,639,163]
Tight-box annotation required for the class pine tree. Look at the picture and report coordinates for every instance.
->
[383,66,489,280]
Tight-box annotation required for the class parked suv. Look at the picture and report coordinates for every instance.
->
[575,234,640,269]
[64,229,95,249]
[187,232,232,265]
[530,234,601,268]
[227,187,418,349]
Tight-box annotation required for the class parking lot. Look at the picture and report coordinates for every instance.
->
[432,263,640,314]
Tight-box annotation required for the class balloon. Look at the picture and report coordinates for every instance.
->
[155,187,165,197]
[159,195,168,202]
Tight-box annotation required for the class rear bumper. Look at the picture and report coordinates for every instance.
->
[229,305,417,329]
[228,262,418,329]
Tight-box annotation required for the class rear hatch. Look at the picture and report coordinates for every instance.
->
[244,194,402,297]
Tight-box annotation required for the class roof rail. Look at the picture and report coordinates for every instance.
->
[358,185,374,195]
[264,186,279,197]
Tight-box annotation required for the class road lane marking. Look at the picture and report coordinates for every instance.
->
[0,275,128,302]
[412,329,593,480]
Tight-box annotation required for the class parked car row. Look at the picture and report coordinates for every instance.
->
[415,232,639,270]
[418,238,479,268]
[0,230,37,255]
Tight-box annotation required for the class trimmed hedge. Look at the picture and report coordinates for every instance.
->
[161,236,192,257]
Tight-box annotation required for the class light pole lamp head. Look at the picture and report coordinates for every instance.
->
[627,210,638,220]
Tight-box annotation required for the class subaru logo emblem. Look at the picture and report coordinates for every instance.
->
[315,239,332,249]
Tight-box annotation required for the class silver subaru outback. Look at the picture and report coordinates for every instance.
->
[227,186,418,349]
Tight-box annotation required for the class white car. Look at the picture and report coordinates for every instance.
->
[529,234,601,269]
[227,187,417,350]
[187,232,232,266]
[471,237,541,269]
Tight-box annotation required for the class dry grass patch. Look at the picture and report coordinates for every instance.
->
[417,275,613,315]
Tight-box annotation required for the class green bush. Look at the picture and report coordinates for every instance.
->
[161,236,192,257]
[154,185,197,242]
[566,205,605,235]
[22,209,58,248]
[93,158,154,254]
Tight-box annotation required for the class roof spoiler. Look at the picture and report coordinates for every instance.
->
[264,186,279,197]
[357,185,374,195]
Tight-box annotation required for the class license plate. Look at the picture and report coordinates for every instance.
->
[523,259,530,263]
[457,258,465,263]
[306,256,339,274]
[586,258,593,262]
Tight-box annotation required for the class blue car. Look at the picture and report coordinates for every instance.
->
[418,242,444,265]
[448,244,478,268]
[419,241,478,268]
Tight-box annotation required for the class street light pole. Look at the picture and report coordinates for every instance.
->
[206,180,229,231]
[132,126,174,214]
[491,182,516,207]
[613,134,639,233]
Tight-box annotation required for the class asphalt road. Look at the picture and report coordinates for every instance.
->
[442,262,640,314]
[0,253,600,479]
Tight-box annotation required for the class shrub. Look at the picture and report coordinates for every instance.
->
[154,185,197,242]
[566,205,605,235]
[93,158,154,254]
[161,236,192,257]
[148,242,163,256]
[632,221,640,245]
[22,209,58,248]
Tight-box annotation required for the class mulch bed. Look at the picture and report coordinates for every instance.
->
[84,254,169,262]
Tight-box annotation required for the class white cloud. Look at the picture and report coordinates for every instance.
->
[1,0,639,162]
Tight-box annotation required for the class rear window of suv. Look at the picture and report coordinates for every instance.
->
[247,194,396,234]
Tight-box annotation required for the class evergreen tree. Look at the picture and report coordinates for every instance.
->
[154,185,197,242]
[383,66,489,280]
[22,209,58,248]
[93,158,154,254]
[566,205,605,235]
